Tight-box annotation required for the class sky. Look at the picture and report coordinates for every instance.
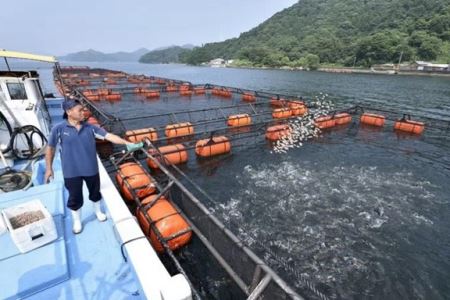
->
[0,0,298,56]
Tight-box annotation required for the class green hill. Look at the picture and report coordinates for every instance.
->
[182,0,450,68]
[139,46,192,64]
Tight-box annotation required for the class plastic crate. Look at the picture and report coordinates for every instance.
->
[2,199,57,253]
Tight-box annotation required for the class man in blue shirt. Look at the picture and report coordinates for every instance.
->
[45,99,142,234]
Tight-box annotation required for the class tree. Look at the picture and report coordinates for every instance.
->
[409,31,443,60]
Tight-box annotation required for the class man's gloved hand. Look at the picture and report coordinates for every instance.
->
[126,142,144,152]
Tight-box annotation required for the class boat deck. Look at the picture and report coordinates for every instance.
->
[0,98,141,300]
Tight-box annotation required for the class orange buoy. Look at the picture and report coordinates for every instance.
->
[97,88,109,96]
[145,90,160,98]
[220,90,233,98]
[193,87,206,94]
[334,113,352,125]
[360,113,385,127]
[315,116,336,129]
[272,108,292,119]
[125,128,158,143]
[195,136,231,157]
[105,79,117,85]
[115,162,156,201]
[166,85,178,92]
[242,93,256,102]
[105,93,122,101]
[86,116,100,126]
[179,84,190,91]
[394,119,424,134]
[270,98,287,107]
[227,114,252,127]
[136,195,192,252]
[289,101,308,116]
[180,90,193,96]
[86,94,100,101]
[82,108,92,119]
[147,144,188,169]
[265,124,291,141]
[165,122,194,138]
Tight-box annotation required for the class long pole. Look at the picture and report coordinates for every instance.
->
[4,57,11,71]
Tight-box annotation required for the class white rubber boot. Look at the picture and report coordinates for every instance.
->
[71,209,82,234]
[94,201,107,222]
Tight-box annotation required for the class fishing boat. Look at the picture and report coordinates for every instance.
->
[0,50,302,299]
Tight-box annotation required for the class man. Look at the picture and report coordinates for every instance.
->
[45,99,142,234]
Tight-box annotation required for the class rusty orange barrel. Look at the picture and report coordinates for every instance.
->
[272,108,292,119]
[147,144,188,169]
[265,124,291,141]
[289,101,308,116]
[136,195,192,252]
[195,136,231,157]
[394,119,424,134]
[242,93,256,102]
[125,128,158,143]
[360,113,385,127]
[227,114,252,127]
[115,162,156,201]
[315,116,336,129]
[165,122,194,138]
[105,93,122,101]
[180,90,193,96]
[334,113,352,125]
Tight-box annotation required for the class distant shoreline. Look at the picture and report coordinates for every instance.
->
[221,64,450,78]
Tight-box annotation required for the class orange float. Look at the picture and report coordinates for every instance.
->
[180,90,193,96]
[288,101,308,116]
[334,113,352,125]
[136,195,192,252]
[115,162,156,201]
[165,122,194,138]
[82,108,92,119]
[360,113,385,127]
[242,93,256,102]
[195,136,231,157]
[105,93,121,101]
[179,84,190,91]
[272,108,292,119]
[193,87,206,94]
[315,116,336,129]
[166,85,178,92]
[86,116,100,126]
[125,128,158,143]
[227,114,252,127]
[97,88,109,96]
[394,119,424,134]
[265,124,291,141]
[147,144,188,169]
[145,90,160,98]
[270,98,287,107]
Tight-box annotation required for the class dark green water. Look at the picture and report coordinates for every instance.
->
[11,61,450,299]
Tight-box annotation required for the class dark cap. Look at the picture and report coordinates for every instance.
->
[61,99,81,112]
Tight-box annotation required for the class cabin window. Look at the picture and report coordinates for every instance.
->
[7,82,28,100]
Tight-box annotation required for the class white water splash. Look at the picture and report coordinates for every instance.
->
[272,93,335,154]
